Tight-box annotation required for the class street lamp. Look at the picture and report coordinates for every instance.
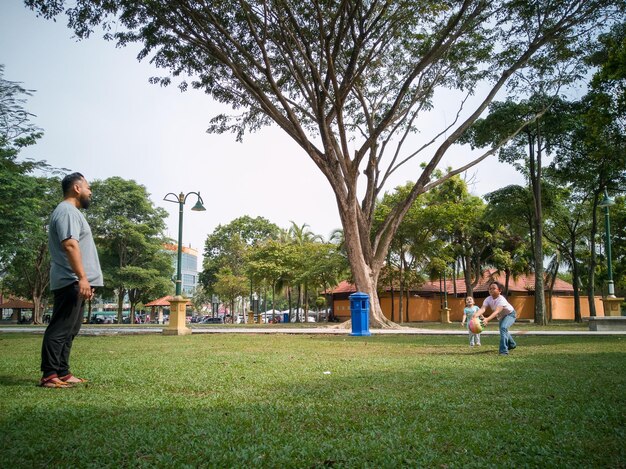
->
[163,191,206,296]
[598,187,616,298]
[162,191,205,336]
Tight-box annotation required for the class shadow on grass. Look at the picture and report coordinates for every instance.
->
[0,374,36,387]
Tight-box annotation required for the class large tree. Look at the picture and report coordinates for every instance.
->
[542,185,590,322]
[0,66,60,322]
[201,215,280,294]
[462,95,574,324]
[483,185,535,292]
[608,196,626,295]
[27,0,623,326]
[247,239,296,316]
[213,267,249,321]
[87,177,172,322]
[1,176,61,323]
[551,23,626,314]
[0,65,51,271]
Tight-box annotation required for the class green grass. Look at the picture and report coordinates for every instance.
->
[0,319,597,332]
[403,320,593,331]
[1,333,624,468]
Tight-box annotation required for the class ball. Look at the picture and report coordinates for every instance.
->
[469,316,483,334]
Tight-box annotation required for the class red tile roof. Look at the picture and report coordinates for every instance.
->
[330,269,574,295]
[145,296,192,307]
[330,280,357,294]
[0,298,35,309]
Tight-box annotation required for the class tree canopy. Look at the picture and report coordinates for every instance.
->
[87,177,173,322]
[0,65,51,270]
[25,0,625,325]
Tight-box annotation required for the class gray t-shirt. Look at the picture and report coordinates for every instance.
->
[49,201,103,290]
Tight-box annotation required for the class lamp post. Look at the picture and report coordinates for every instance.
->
[162,191,206,335]
[598,188,615,298]
[164,191,206,296]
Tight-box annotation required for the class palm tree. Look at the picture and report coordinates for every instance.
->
[287,222,323,321]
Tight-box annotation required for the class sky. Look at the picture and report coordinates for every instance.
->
[1,2,525,262]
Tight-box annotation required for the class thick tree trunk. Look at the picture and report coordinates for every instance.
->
[117,288,125,324]
[547,274,556,323]
[588,196,599,317]
[463,255,473,297]
[453,263,457,296]
[405,288,410,323]
[340,210,395,328]
[32,296,43,325]
[572,263,582,323]
[87,298,93,324]
[389,268,395,322]
[534,226,546,325]
[529,131,546,325]
[504,270,511,296]
[288,287,292,321]
[398,252,404,323]
[295,284,301,323]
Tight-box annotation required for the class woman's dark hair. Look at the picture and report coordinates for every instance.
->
[61,172,85,195]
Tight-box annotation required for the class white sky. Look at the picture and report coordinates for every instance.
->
[1,2,525,262]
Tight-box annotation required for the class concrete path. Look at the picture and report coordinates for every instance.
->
[1,325,625,336]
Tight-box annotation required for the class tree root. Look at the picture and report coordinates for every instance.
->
[330,318,407,330]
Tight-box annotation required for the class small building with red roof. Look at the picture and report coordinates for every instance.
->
[0,298,35,323]
[145,296,192,324]
[327,269,602,322]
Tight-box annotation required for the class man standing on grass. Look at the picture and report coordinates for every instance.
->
[39,173,103,388]
[476,281,517,356]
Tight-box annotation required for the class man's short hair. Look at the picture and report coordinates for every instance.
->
[62,172,85,196]
[490,281,504,292]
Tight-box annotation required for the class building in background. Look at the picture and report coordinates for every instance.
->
[163,243,200,297]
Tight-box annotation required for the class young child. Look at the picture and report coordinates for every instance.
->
[461,296,481,347]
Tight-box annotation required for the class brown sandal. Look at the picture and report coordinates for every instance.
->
[39,374,73,388]
[59,374,88,384]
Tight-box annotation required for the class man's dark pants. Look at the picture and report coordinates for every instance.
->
[41,283,84,379]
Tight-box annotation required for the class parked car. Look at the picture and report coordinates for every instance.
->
[202,317,224,324]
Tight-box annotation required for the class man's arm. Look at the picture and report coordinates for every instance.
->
[61,238,93,299]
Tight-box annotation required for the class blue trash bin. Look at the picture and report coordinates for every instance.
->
[283,313,289,323]
[349,292,371,336]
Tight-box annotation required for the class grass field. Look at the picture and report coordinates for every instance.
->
[1,332,624,468]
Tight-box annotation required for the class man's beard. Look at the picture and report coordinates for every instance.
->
[80,194,91,209]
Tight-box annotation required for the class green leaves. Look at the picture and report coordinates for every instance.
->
[213,267,249,310]
[85,177,173,315]
[201,216,281,292]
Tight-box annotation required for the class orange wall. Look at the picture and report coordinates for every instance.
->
[334,300,352,319]
[549,296,604,319]
[334,293,605,321]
